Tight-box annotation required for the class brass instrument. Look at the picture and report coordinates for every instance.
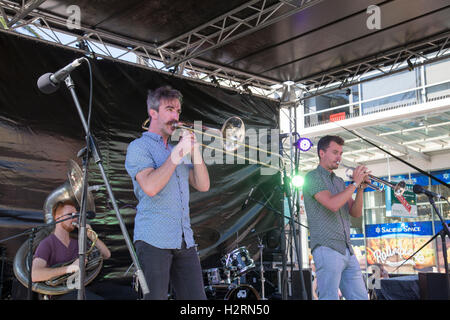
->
[142,116,285,171]
[44,225,101,288]
[44,254,103,287]
[338,162,406,196]
[72,222,99,255]
[13,160,103,296]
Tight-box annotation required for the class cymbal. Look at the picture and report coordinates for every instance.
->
[192,226,220,250]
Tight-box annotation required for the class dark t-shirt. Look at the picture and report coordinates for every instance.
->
[34,234,78,267]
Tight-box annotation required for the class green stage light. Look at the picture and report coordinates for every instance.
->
[291,174,304,188]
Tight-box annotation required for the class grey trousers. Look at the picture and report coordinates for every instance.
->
[135,240,207,300]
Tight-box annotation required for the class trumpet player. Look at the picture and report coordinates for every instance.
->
[31,200,110,299]
[302,135,369,300]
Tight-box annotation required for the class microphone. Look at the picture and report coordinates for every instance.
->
[37,58,85,94]
[71,211,96,220]
[412,184,444,200]
[242,187,255,210]
[280,132,298,139]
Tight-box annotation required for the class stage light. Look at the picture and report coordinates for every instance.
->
[76,40,89,52]
[242,84,252,95]
[407,59,414,71]
[291,174,304,188]
[209,75,220,86]
[295,137,313,152]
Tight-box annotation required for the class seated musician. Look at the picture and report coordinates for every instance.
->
[31,199,110,299]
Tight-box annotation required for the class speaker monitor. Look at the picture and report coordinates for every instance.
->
[289,269,313,300]
[418,272,450,300]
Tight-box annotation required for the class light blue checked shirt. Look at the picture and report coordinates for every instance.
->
[125,132,195,249]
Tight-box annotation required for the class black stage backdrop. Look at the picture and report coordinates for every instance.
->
[0,31,283,296]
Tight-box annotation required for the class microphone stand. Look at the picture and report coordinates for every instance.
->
[392,195,450,298]
[62,75,149,300]
[427,196,449,299]
[427,196,450,277]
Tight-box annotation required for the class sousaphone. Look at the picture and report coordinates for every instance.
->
[13,160,102,296]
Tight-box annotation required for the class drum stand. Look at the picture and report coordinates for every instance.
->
[223,269,232,284]
[246,191,308,300]
[256,235,266,300]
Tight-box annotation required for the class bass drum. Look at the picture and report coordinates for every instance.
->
[205,284,260,300]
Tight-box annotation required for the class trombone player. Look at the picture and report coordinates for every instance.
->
[125,86,210,300]
[302,135,369,300]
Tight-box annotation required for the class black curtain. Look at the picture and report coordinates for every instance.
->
[0,31,283,292]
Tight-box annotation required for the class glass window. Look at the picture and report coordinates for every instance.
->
[425,59,450,84]
[425,59,450,100]
[361,70,418,114]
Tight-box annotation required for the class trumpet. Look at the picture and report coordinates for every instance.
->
[142,116,285,171]
[337,162,406,196]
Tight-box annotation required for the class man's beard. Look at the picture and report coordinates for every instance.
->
[62,222,75,233]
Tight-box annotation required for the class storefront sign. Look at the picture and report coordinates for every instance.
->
[363,221,442,273]
[385,184,417,218]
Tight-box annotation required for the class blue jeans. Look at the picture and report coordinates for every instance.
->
[312,246,368,300]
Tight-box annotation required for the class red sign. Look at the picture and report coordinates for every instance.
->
[330,112,346,122]
[394,194,412,213]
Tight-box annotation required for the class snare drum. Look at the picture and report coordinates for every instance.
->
[221,247,255,277]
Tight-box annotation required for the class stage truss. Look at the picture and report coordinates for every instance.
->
[1,0,449,102]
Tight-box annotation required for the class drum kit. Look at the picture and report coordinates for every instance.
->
[202,246,263,300]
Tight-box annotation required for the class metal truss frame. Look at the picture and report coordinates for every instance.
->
[158,0,324,69]
[1,0,449,103]
[0,0,282,98]
[291,31,450,102]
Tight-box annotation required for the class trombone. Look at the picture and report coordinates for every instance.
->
[338,162,406,196]
[141,116,285,171]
